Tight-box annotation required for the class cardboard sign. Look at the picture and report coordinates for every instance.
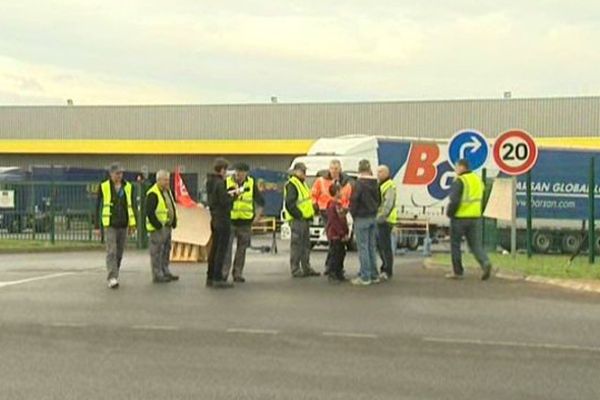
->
[171,204,211,246]
[483,178,514,221]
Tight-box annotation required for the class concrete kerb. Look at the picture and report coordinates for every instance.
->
[422,258,600,294]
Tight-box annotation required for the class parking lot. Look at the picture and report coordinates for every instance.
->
[1,240,599,400]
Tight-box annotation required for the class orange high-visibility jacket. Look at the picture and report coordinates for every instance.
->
[311,175,352,210]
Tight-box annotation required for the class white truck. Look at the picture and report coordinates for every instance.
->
[283,135,600,254]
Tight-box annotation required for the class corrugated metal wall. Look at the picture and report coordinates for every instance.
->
[0,154,294,180]
[0,96,598,140]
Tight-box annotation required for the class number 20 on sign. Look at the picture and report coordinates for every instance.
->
[493,129,538,176]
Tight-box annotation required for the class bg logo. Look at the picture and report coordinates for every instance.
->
[401,143,454,201]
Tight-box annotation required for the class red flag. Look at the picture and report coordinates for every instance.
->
[174,167,197,207]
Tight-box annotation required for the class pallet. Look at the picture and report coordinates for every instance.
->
[250,217,279,255]
[170,241,210,263]
[251,217,277,234]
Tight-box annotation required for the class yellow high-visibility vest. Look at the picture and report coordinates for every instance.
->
[100,180,136,228]
[455,172,484,218]
[145,183,176,232]
[380,179,398,224]
[227,176,255,221]
[283,175,315,221]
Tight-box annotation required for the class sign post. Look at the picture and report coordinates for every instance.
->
[511,176,517,259]
[492,129,538,258]
[589,157,595,265]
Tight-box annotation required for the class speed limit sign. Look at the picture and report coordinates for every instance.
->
[493,129,538,175]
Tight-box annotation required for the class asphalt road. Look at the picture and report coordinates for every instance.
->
[1,240,599,400]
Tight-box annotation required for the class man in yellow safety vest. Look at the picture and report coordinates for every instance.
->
[145,169,178,284]
[95,162,137,289]
[446,159,492,281]
[376,165,398,281]
[284,162,320,278]
[223,162,265,283]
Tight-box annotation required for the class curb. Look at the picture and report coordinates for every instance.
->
[0,246,104,255]
[422,258,600,295]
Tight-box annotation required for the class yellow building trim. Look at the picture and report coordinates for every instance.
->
[0,139,315,155]
[536,137,600,150]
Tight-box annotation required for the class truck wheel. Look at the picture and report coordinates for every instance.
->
[532,231,552,253]
[406,234,420,251]
[594,235,600,255]
[397,234,408,248]
[561,233,582,254]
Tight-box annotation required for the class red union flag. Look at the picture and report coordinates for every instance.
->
[174,167,197,207]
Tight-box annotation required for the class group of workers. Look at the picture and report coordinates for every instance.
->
[95,155,492,290]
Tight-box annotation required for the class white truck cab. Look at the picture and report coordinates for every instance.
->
[281,136,390,248]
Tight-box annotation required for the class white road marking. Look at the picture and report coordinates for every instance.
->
[48,322,89,328]
[226,328,279,335]
[131,325,180,331]
[423,337,600,353]
[322,332,378,339]
[0,272,76,288]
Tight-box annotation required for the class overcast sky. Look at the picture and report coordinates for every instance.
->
[1,0,599,105]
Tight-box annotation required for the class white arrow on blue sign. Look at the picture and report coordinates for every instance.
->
[448,129,489,171]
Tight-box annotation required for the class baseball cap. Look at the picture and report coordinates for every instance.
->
[233,162,250,172]
[108,162,124,173]
[292,162,307,172]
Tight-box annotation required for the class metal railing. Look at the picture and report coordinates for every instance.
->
[0,181,148,247]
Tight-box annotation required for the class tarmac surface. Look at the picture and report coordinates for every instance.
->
[1,240,599,399]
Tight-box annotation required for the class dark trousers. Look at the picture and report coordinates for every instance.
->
[207,220,231,282]
[376,222,394,276]
[328,239,346,279]
[450,218,491,275]
[320,210,332,270]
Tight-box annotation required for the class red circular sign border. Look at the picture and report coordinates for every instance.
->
[493,130,538,175]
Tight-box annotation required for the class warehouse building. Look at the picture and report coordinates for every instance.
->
[0,96,599,180]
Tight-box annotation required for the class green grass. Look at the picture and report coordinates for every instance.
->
[0,240,104,253]
[432,252,600,280]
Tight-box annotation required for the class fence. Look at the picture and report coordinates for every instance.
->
[0,181,148,246]
[481,154,600,264]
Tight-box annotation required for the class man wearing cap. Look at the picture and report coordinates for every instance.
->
[284,162,320,278]
[95,162,136,289]
[446,159,492,281]
[145,170,179,283]
[223,163,265,283]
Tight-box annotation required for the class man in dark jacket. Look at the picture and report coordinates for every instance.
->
[350,159,381,286]
[206,158,235,288]
[446,159,492,281]
[145,169,178,283]
[95,162,137,289]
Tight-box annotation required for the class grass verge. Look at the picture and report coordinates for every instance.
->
[0,240,104,254]
[431,252,600,280]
